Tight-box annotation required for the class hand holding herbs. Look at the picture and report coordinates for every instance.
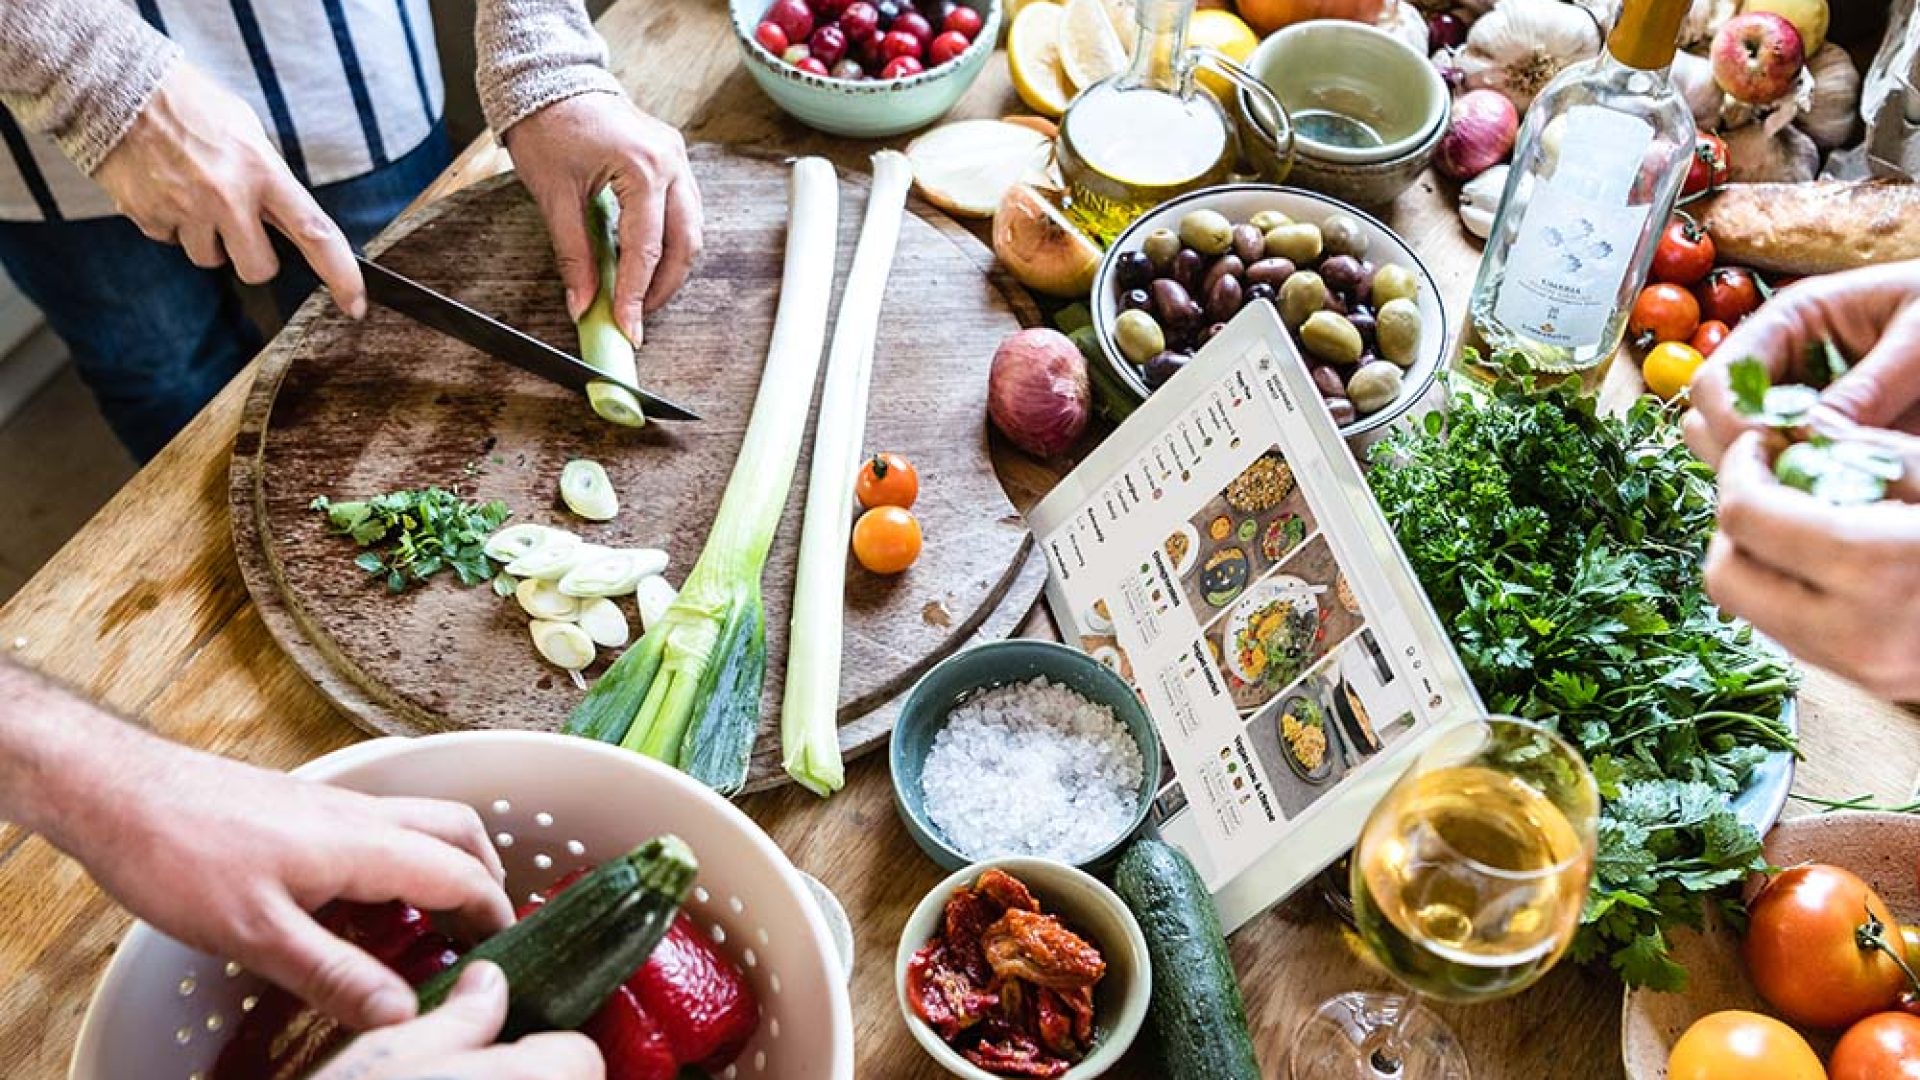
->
[1726,357,1906,506]
[312,489,510,593]
[1369,370,1797,991]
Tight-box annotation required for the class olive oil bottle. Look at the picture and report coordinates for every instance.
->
[1056,0,1236,243]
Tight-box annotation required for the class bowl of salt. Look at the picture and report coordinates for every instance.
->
[889,640,1162,872]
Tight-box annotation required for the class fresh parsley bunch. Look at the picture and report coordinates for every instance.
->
[311,488,510,593]
[1369,369,1798,991]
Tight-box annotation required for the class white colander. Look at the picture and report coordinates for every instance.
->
[68,731,856,1080]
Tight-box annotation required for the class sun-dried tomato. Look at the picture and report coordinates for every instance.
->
[943,884,1002,984]
[982,908,1107,990]
[907,942,998,1040]
[964,1032,1073,1078]
[975,868,1041,913]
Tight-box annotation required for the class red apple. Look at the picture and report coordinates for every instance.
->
[764,0,814,46]
[1710,12,1804,104]
[928,29,970,65]
[880,55,924,79]
[753,20,788,55]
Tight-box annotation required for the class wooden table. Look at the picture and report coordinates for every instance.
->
[4,3,1919,1076]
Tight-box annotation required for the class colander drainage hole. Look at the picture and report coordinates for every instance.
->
[729,895,745,915]
[177,975,196,997]
[722,1067,737,1080]
[769,1017,781,1040]
[495,832,515,849]
[754,1049,766,1072]
[566,839,586,856]
[535,812,554,827]
[742,948,757,969]
[533,853,553,871]
[709,923,727,945]
[769,973,782,995]
[491,799,511,814]
[692,886,710,904]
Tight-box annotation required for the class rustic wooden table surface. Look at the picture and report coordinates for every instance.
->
[4,2,1919,1077]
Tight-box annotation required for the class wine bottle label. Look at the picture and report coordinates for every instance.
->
[1494,106,1655,351]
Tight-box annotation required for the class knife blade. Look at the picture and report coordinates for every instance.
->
[355,255,700,422]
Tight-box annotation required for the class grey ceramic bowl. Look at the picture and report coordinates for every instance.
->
[730,0,1001,138]
[889,640,1161,872]
[897,857,1151,1079]
[1238,20,1449,205]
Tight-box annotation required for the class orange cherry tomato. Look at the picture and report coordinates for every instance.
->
[1745,864,1913,1031]
[852,506,922,574]
[1643,341,1706,402]
[1833,1013,1920,1080]
[1667,1011,1825,1080]
[855,452,919,510]
[1630,284,1701,349]
[1690,319,1730,358]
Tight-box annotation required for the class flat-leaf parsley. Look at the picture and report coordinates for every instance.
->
[311,488,510,594]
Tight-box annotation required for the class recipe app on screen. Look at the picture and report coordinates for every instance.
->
[1027,304,1483,929]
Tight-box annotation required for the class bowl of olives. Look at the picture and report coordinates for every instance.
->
[1091,185,1447,446]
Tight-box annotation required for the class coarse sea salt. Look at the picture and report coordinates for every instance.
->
[920,676,1145,864]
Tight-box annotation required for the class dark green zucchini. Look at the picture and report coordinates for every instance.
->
[416,835,698,1037]
[1113,839,1261,1080]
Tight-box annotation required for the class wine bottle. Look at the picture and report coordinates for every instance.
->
[1466,0,1694,376]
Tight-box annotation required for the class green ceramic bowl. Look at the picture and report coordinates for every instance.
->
[730,0,1002,138]
[897,857,1151,1079]
[889,640,1161,872]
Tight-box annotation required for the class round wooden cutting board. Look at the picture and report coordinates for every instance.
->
[232,146,1045,792]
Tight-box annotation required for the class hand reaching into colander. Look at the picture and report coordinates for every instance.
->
[0,657,515,1031]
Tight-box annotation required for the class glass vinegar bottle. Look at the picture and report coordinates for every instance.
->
[1056,0,1237,244]
[1465,0,1695,378]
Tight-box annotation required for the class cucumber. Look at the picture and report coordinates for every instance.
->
[1113,839,1261,1080]
[415,835,698,1038]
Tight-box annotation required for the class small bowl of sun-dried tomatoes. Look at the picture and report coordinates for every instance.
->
[896,858,1150,1079]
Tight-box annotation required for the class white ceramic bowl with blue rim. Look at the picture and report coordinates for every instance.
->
[730,0,1002,138]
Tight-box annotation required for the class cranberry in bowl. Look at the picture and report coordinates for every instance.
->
[732,0,1001,137]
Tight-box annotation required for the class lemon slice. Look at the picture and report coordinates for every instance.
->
[1059,0,1130,91]
[1008,1,1074,118]
[1187,10,1256,100]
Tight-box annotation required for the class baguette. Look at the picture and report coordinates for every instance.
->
[1694,181,1920,276]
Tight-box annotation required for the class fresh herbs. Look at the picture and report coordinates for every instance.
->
[1369,367,1798,991]
[311,489,509,593]
[1729,357,1903,505]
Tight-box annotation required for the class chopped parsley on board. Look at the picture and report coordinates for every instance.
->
[311,488,510,594]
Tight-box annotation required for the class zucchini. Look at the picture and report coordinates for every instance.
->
[1112,839,1261,1080]
[415,835,698,1037]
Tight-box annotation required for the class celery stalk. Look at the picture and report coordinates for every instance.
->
[565,158,841,794]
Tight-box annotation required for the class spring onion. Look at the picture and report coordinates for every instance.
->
[485,523,570,564]
[565,157,841,795]
[531,619,596,670]
[558,548,666,598]
[560,459,620,521]
[634,575,676,630]
[577,188,647,427]
[516,577,582,621]
[492,573,518,599]
[506,531,584,580]
[781,150,913,797]
[577,598,632,649]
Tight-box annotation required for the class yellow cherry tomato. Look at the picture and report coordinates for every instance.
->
[1667,1011,1826,1080]
[852,506,922,575]
[1643,340,1707,402]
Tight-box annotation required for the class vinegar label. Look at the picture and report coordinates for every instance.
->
[1494,106,1654,351]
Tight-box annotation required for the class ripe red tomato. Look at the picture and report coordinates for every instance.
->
[856,452,919,509]
[1689,319,1729,358]
[1695,267,1762,326]
[1629,283,1700,348]
[928,29,970,65]
[1682,132,1729,199]
[1833,1013,1920,1080]
[1667,1011,1825,1080]
[1745,864,1915,1030]
[943,4,983,38]
[1651,217,1716,286]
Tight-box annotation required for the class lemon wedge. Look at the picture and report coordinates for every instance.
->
[1059,0,1130,91]
[1008,1,1074,118]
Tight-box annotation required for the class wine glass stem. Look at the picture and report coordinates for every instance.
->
[1369,998,1408,1076]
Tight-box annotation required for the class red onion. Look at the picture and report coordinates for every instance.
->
[987,328,1089,458]
[1434,89,1519,181]
[1427,11,1466,52]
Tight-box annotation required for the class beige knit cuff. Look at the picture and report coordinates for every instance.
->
[0,0,184,175]
[477,0,627,136]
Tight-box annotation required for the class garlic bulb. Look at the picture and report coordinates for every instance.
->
[1723,121,1819,183]
[1455,0,1604,112]
[1676,0,1737,51]
[1671,50,1724,128]
[1380,0,1429,55]
[1458,164,1510,239]
[1799,44,1862,151]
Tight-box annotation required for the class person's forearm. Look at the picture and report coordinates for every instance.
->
[0,0,182,174]
[0,657,162,856]
[476,0,626,137]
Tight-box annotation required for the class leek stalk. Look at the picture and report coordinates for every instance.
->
[780,150,913,797]
[566,158,842,795]
[577,188,647,427]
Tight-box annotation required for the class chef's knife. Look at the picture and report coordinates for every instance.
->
[355,255,700,422]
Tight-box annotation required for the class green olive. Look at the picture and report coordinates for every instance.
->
[1264,222,1323,264]
[1279,271,1328,328]
[1300,311,1363,366]
[1178,209,1235,256]
[1371,263,1419,307]
[1375,298,1421,367]
[1348,360,1405,415]
[1142,228,1182,271]
[1321,214,1369,260]
[1249,209,1292,233]
[1114,308,1166,365]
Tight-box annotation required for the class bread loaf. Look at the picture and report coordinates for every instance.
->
[1694,181,1920,276]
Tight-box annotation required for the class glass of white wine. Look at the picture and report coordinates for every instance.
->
[1289,716,1599,1079]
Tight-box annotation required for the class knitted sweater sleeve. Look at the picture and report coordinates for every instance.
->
[0,0,182,174]
[476,0,627,136]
